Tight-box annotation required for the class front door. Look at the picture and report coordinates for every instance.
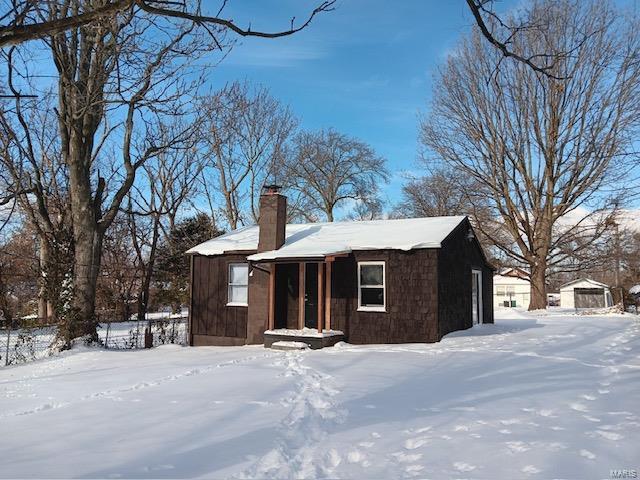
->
[472,269,483,325]
[304,263,318,328]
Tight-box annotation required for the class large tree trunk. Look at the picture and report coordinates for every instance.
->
[66,135,102,343]
[529,260,547,311]
[326,207,334,222]
[70,222,102,341]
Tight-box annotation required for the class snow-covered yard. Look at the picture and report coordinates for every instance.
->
[1,309,639,479]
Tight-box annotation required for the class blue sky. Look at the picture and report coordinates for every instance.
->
[11,0,636,215]
[202,0,521,206]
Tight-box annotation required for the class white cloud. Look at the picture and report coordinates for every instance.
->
[224,40,328,68]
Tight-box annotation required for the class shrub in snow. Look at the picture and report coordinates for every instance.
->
[575,304,625,316]
[11,332,37,364]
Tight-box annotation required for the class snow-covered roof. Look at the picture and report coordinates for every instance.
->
[186,216,467,260]
[559,278,610,290]
[497,267,530,279]
[629,285,640,295]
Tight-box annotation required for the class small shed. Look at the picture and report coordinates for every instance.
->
[559,278,613,309]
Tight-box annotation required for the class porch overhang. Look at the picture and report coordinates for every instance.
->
[256,257,343,337]
[247,250,350,263]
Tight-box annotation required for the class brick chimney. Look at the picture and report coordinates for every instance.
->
[257,185,287,252]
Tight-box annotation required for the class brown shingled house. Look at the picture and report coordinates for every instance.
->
[186,186,494,349]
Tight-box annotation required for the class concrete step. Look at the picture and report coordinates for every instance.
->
[270,340,309,351]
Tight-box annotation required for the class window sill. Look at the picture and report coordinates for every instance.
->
[357,307,386,313]
[226,302,248,307]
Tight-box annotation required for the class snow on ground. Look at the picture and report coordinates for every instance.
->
[0,309,639,479]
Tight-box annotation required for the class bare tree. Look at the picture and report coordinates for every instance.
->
[420,0,640,310]
[127,122,205,322]
[0,224,40,323]
[97,216,139,320]
[393,167,483,218]
[549,212,640,297]
[0,0,335,48]
[345,196,384,221]
[0,92,73,321]
[618,228,640,290]
[285,129,388,222]
[38,5,221,343]
[200,82,296,229]
[393,166,500,266]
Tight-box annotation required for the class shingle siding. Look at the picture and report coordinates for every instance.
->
[330,249,439,344]
[437,220,494,338]
[190,254,249,346]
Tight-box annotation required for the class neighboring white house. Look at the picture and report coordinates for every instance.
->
[493,267,531,309]
[559,278,613,309]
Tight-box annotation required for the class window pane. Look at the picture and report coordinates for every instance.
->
[229,285,248,304]
[360,264,383,286]
[361,287,384,306]
[230,264,248,285]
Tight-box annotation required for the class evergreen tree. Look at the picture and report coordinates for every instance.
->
[154,214,223,312]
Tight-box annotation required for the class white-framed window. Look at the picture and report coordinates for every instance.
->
[227,263,249,306]
[357,261,386,312]
[497,285,515,296]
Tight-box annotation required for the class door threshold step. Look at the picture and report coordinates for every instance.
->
[264,331,345,350]
[270,341,309,351]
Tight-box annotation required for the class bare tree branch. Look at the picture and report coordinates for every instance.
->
[467,0,565,79]
[0,0,335,47]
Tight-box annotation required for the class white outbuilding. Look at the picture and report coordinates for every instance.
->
[559,278,613,309]
[493,267,531,309]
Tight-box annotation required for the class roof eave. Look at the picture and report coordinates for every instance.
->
[186,249,258,257]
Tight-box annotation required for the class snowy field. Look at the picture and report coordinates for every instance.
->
[0,309,639,479]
